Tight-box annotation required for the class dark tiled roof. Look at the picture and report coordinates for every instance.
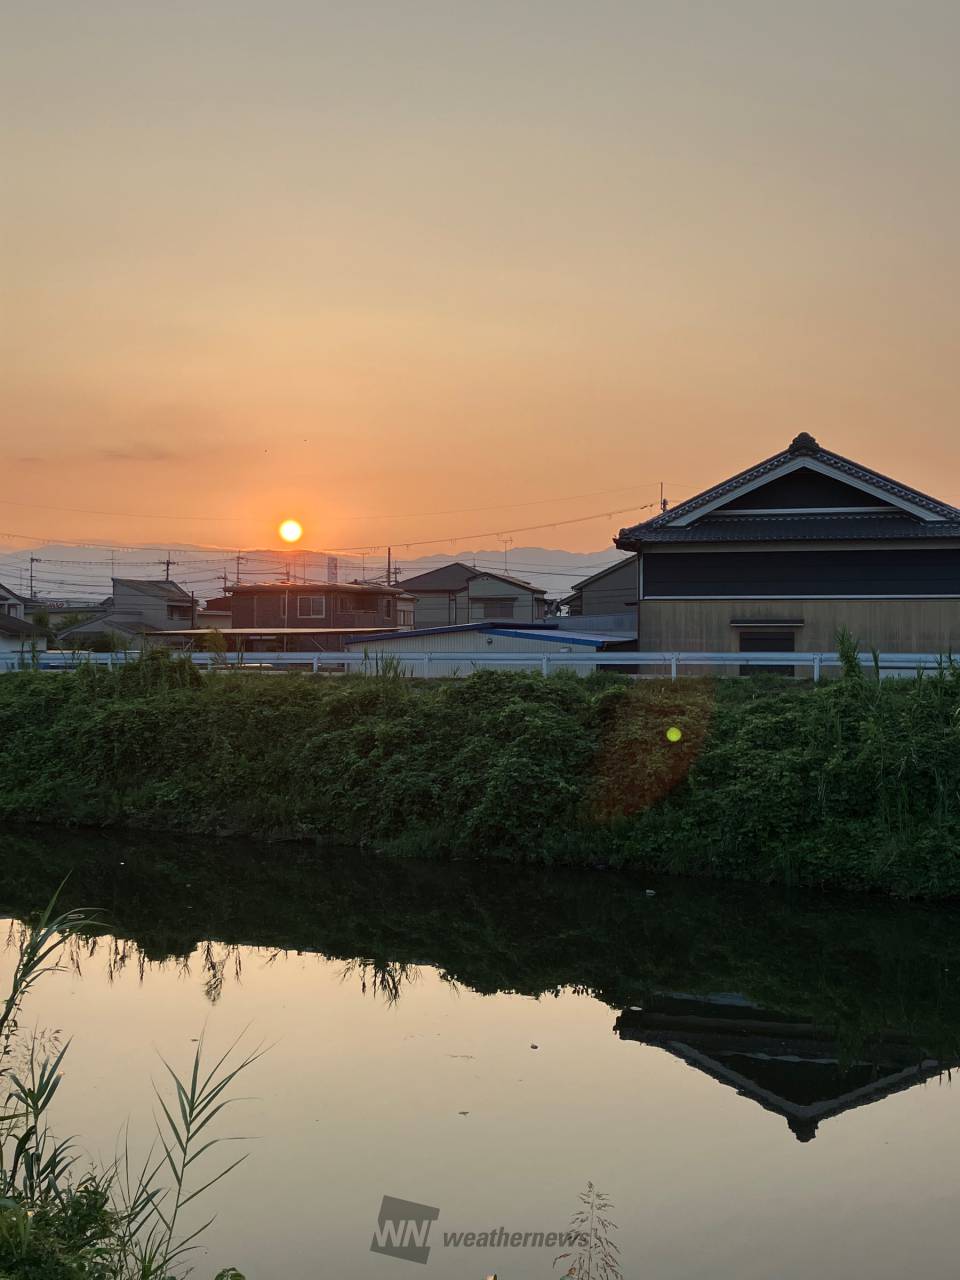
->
[635,513,960,543]
[569,557,636,591]
[113,579,193,600]
[0,614,48,639]
[618,433,960,547]
[400,562,476,591]
[401,562,545,594]
[0,581,30,605]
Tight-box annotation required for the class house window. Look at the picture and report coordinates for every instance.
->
[297,596,326,619]
[483,601,514,619]
[738,630,795,677]
[383,598,393,619]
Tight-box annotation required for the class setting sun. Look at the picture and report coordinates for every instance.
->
[278,518,303,543]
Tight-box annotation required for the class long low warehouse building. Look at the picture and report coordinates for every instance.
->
[342,621,636,676]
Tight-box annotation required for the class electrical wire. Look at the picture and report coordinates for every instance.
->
[322,502,655,553]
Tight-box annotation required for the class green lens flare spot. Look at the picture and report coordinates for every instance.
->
[666,726,683,743]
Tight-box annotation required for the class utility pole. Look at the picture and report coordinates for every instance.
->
[162,552,177,581]
[29,556,40,598]
[386,546,392,587]
[660,481,668,513]
[497,535,513,574]
[234,552,246,584]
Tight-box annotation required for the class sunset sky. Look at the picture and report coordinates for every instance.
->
[4,1,959,556]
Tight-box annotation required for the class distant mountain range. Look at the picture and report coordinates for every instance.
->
[0,541,630,604]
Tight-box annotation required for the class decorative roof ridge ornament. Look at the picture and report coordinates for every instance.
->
[788,431,820,456]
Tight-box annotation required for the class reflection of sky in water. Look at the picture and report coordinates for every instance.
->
[3,930,959,1280]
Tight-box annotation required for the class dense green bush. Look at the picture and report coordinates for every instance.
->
[1,653,959,896]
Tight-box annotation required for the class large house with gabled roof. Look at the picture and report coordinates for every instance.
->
[400,561,547,627]
[58,578,197,646]
[0,580,48,660]
[615,433,960,656]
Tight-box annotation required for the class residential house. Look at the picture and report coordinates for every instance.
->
[562,557,638,618]
[400,562,547,627]
[197,595,232,628]
[58,578,197,646]
[25,598,104,628]
[197,580,417,651]
[0,581,48,663]
[615,433,960,657]
[0,581,29,622]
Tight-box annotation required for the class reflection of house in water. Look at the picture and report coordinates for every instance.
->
[615,992,953,1142]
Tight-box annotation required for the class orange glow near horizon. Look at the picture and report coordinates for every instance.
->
[3,4,960,555]
[278,519,304,544]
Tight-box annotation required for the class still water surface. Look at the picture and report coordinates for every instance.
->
[2,828,960,1279]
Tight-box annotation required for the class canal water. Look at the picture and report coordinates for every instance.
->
[2,827,960,1279]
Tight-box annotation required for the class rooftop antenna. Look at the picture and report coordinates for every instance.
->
[660,481,668,513]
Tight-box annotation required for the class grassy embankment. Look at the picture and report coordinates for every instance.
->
[0,644,958,897]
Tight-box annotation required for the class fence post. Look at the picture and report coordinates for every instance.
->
[670,653,678,681]
[422,653,431,678]
[813,654,822,683]
[541,655,550,677]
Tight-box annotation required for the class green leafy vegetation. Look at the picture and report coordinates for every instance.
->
[1,649,959,896]
[0,892,255,1279]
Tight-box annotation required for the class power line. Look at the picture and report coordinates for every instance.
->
[323,502,655,553]
[0,500,653,558]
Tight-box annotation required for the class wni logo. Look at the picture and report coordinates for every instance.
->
[370,1195,440,1265]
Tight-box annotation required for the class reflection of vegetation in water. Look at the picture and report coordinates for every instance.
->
[4,829,960,1065]
[0,895,259,1279]
[338,958,423,1005]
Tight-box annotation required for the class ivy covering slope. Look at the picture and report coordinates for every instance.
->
[0,648,959,897]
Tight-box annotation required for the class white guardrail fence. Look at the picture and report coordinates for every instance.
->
[1,650,954,680]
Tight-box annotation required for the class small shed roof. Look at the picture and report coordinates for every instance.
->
[343,622,631,648]
[227,580,413,599]
[159,627,392,636]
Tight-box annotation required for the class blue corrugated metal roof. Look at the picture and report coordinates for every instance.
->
[489,628,619,647]
[345,621,558,644]
[344,622,633,648]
